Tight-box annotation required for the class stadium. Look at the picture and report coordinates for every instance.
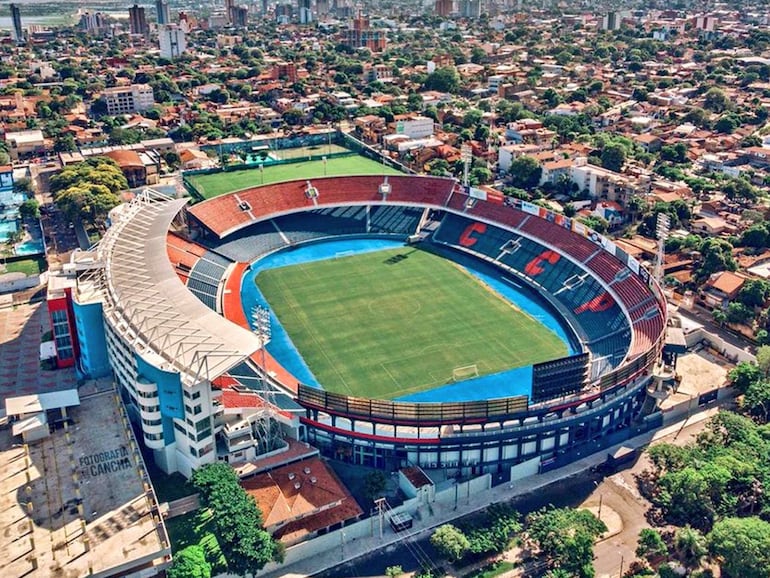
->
[63,159,667,480]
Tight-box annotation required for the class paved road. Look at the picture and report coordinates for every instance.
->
[312,411,720,578]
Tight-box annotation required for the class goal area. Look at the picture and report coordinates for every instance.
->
[452,364,479,382]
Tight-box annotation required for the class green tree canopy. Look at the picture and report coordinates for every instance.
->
[729,361,762,393]
[167,545,212,578]
[708,517,770,578]
[430,524,470,562]
[636,528,668,561]
[696,238,737,279]
[704,87,729,113]
[191,463,281,575]
[600,142,627,172]
[525,507,607,577]
[423,67,460,93]
[507,155,542,190]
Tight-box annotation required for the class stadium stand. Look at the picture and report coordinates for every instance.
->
[208,220,288,263]
[188,175,455,238]
[222,262,250,330]
[186,250,232,311]
[432,213,630,363]
[368,205,423,235]
[519,217,598,263]
[275,207,368,244]
[166,232,207,283]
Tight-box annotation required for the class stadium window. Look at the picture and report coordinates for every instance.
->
[183,389,191,399]
[174,422,186,434]
[192,391,201,400]
[189,446,198,457]
[193,404,202,415]
[196,429,211,441]
[195,418,210,432]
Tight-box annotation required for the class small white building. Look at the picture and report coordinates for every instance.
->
[394,115,434,139]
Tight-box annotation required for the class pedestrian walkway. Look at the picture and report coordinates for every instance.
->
[254,406,721,578]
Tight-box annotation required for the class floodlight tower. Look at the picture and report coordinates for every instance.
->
[654,213,670,288]
[461,143,472,189]
[251,305,281,453]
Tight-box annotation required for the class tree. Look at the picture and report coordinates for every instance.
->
[167,545,212,578]
[696,238,736,279]
[385,565,404,577]
[708,517,770,578]
[191,463,281,574]
[673,526,707,569]
[526,507,607,577]
[18,199,40,220]
[580,215,609,234]
[725,302,753,325]
[715,115,739,134]
[743,380,770,422]
[507,155,542,190]
[431,524,470,562]
[704,87,729,113]
[469,167,492,186]
[636,528,668,562]
[424,67,460,93]
[757,345,770,377]
[729,361,762,393]
[600,142,626,172]
[363,470,387,503]
[738,279,770,308]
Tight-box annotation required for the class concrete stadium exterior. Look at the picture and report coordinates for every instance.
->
[65,175,667,479]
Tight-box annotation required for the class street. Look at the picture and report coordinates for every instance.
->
[313,413,718,578]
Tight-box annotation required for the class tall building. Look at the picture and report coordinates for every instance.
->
[435,0,453,17]
[128,4,148,36]
[298,0,312,24]
[343,13,386,52]
[9,3,23,44]
[225,0,235,23]
[159,23,187,59]
[156,0,170,25]
[231,5,248,26]
[459,0,482,18]
[78,11,108,36]
[102,84,156,115]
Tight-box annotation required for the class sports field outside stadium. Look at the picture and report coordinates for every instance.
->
[186,155,403,199]
[256,247,568,400]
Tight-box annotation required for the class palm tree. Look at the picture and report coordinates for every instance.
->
[674,526,707,569]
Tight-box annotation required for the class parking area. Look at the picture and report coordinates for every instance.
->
[0,302,76,407]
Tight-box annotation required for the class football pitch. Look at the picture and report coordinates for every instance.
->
[187,155,403,199]
[256,248,568,400]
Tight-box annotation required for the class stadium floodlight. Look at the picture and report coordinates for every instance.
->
[378,175,391,199]
[461,144,472,188]
[305,180,319,199]
[654,213,670,286]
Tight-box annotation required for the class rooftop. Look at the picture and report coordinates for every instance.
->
[91,188,262,386]
[0,390,170,577]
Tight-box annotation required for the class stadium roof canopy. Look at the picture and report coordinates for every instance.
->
[97,189,262,386]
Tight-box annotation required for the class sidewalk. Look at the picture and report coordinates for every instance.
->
[255,406,720,578]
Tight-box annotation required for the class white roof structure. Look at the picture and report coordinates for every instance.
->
[95,189,261,386]
[5,389,80,416]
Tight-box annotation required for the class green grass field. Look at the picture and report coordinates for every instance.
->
[187,155,403,199]
[256,248,567,400]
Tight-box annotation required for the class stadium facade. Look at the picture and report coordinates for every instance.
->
[54,175,668,479]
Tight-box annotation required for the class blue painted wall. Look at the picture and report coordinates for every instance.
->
[72,300,111,379]
[135,354,184,444]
